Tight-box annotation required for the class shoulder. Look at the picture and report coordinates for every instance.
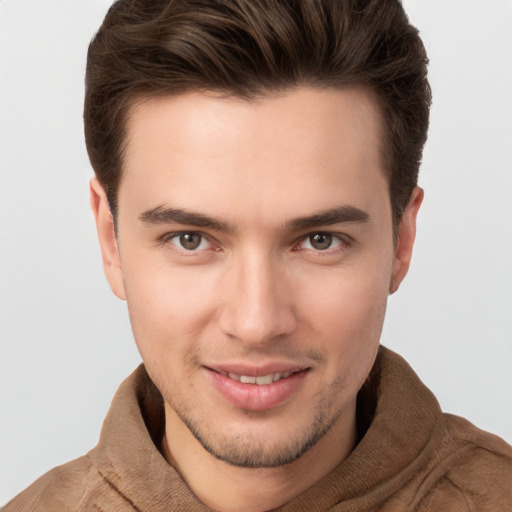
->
[416,414,512,512]
[2,455,100,512]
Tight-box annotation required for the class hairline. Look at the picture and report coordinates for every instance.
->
[108,83,399,240]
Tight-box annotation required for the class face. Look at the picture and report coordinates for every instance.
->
[92,87,421,468]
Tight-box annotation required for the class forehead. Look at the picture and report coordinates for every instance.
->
[125,86,384,164]
[120,87,389,226]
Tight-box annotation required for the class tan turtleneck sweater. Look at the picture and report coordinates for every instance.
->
[3,346,511,511]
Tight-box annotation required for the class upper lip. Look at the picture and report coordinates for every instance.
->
[205,363,310,377]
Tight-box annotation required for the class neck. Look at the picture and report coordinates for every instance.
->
[161,403,357,512]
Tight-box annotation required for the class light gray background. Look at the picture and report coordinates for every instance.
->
[1,0,511,505]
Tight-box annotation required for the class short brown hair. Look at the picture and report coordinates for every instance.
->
[84,0,431,232]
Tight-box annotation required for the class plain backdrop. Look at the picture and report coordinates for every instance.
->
[1,0,511,505]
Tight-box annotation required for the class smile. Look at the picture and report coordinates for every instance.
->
[206,367,310,410]
[220,371,295,385]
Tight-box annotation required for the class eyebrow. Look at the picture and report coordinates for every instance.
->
[139,204,370,233]
[285,205,370,231]
[139,205,235,232]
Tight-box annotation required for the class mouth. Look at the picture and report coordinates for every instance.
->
[205,366,310,411]
[215,370,299,385]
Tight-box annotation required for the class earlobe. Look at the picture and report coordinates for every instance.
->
[89,178,126,300]
[390,187,424,294]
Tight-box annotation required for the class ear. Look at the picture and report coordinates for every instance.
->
[390,187,424,294]
[90,178,126,300]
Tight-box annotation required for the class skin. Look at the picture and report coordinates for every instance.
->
[91,87,422,512]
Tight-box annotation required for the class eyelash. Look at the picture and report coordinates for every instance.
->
[294,232,350,253]
[160,231,351,255]
[160,231,217,253]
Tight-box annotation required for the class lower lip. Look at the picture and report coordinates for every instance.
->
[206,368,308,411]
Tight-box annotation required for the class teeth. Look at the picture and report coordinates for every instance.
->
[255,374,273,385]
[227,371,294,385]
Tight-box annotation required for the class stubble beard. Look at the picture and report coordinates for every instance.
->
[164,379,347,469]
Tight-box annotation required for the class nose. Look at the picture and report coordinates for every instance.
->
[218,251,297,347]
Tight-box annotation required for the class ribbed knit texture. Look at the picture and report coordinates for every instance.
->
[4,346,511,511]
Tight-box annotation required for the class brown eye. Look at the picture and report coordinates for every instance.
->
[309,233,333,250]
[179,233,202,250]
[168,232,207,251]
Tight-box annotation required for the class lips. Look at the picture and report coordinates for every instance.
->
[222,370,295,385]
[204,365,309,411]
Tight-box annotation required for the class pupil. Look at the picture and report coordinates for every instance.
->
[311,233,332,250]
[180,233,201,250]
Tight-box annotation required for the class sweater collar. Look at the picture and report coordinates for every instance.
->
[87,346,443,510]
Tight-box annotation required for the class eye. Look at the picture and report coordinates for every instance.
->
[298,232,344,251]
[168,232,211,251]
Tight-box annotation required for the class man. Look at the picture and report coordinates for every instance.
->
[3,0,511,510]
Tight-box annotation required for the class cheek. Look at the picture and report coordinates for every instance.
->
[300,263,390,366]
[319,282,387,395]
[121,260,219,361]
[303,256,390,325]
[315,282,387,348]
